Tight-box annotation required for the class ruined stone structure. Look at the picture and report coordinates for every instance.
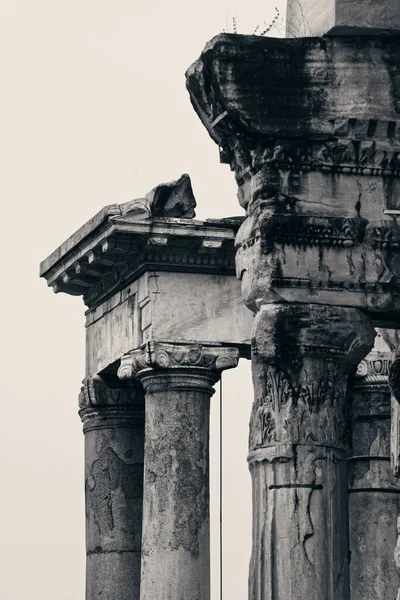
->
[40,2,400,599]
[40,174,252,599]
[185,2,400,598]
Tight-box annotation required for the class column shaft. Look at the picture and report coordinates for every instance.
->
[248,304,375,600]
[117,342,239,600]
[79,378,145,600]
[349,344,400,600]
[139,369,214,600]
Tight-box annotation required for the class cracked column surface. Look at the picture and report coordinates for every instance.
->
[79,377,145,600]
[248,304,375,600]
[117,342,239,600]
[349,333,400,600]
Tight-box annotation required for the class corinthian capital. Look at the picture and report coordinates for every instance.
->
[249,304,375,454]
[117,342,239,381]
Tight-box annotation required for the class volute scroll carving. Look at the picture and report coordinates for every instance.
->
[117,341,239,381]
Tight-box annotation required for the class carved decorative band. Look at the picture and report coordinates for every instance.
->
[133,369,221,395]
[83,250,236,306]
[259,216,365,250]
[355,354,392,388]
[78,377,144,431]
[232,134,400,185]
[117,342,239,381]
[80,405,144,433]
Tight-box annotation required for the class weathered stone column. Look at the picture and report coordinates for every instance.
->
[79,377,145,600]
[248,304,374,600]
[117,342,239,600]
[380,329,400,599]
[348,333,400,600]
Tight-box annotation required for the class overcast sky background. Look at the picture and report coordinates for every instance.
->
[0,1,286,597]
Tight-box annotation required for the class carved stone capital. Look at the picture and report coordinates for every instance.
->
[117,342,239,382]
[249,304,375,456]
[187,35,400,317]
[79,376,144,432]
[354,351,392,390]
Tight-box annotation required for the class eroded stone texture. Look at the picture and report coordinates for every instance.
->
[120,173,196,220]
[118,344,239,600]
[349,333,400,600]
[186,34,400,317]
[248,304,375,599]
[79,377,145,600]
[286,0,400,37]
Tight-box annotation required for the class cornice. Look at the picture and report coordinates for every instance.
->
[40,215,242,307]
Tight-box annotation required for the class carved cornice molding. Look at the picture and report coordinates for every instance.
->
[117,342,239,382]
[239,214,400,253]
[257,215,366,250]
[228,135,400,186]
[79,377,144,432]
[40,213,240,307]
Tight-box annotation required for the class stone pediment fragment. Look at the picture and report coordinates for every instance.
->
[119,173,196,220]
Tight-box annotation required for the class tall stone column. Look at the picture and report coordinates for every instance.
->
[117,342,239,600]
[248,304,375,600]
[380,329,400,599]
[79,377,145,600]
[348,334,400,600]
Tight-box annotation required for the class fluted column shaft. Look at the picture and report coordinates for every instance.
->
[118,342,239,600]
[248,304,375,600]
[79,377,145,600]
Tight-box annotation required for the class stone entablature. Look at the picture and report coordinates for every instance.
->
[39,176,253,376]
[40,211,241,305]
[186,34,400,321]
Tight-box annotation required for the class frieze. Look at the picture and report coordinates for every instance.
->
[260,216,366,249]
[83,250,236,307]
[228,136,400,186]
[117,342,239,380]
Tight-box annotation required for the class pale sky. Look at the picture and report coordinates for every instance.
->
[0,1,286,598]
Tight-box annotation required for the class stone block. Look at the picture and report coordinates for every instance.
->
[286,0,400,37]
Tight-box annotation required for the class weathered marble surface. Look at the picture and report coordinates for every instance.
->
[85,271,252,376]
[186,30,400,600]
[79,378,145,600]
[186,33,400,320]
[287,0,400,37]
[118,344,239,600]
[248,303,374,599]
[40,174,249,600]
[349,334,400,600]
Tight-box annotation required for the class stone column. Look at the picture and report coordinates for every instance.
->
[248,304,375,600]
[79,376,145,600]
[381,329,400,599]
[348,334,400,600]
[117,342,239,600]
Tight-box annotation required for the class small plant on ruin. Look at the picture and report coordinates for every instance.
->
[222,7,280,36]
